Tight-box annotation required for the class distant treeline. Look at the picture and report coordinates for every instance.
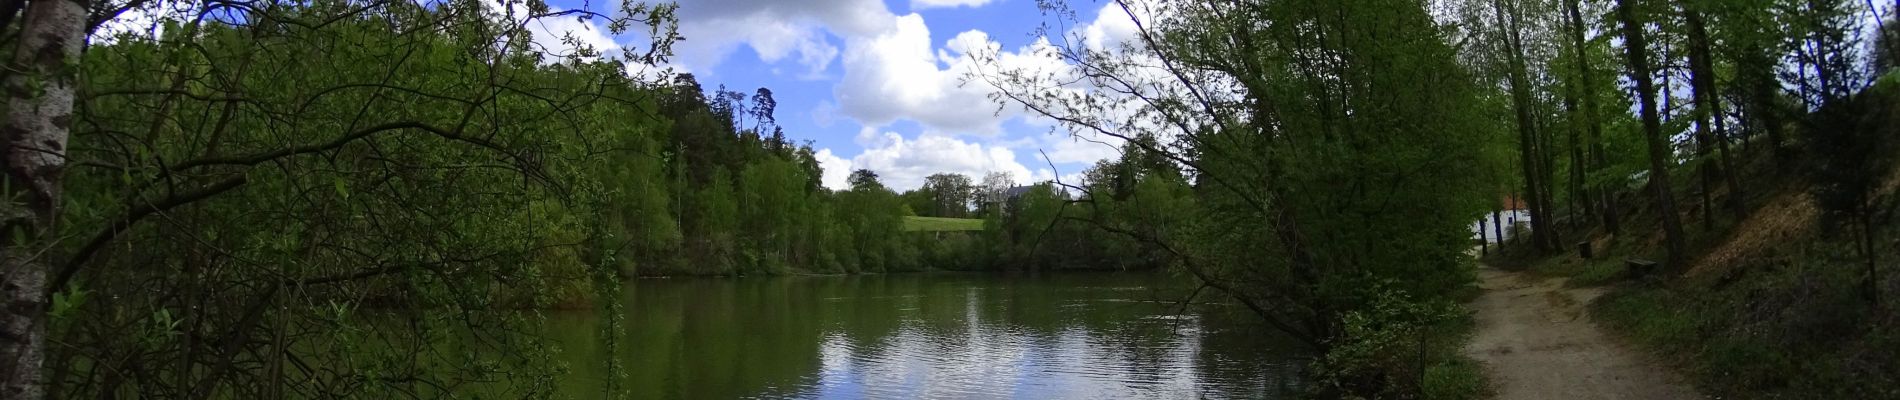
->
[541,72,1191,277]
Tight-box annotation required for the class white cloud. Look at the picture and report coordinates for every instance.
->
[1042,133,1124,166]
[90,2,191,43]
[953,0,1217,171]
[664,0,1076,125]
[1078,1,1150,51]
[669,0,895,77]
[658,0,1143,192]
[474,0,619,62]
[625,61,692,82]
[847,132,1042,190]
[835,15,976,132]
[1056,172,1087,186]
[675,16,840,77]
[676,0,897,37]
[835,18,1069,136]
[910,0,997,10]
[815,148,856,190]
[520,12,618,59]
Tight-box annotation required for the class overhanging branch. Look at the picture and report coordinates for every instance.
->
[52,175,250,294]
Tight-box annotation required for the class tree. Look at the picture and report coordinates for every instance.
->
[984,0,1505,394]
[1808,86,1894,308]
[996,184,1072,269]
[920,173,976,217]
[1617,0,1690,267]
[1681,0,1747,225]
[11,0,685,396]
[1786,0,1863,108]
[837,169,909,272]
[1493,0,1562,252]
[848,169,884,192]
[1,0,91,394]
[698,168,741,273]
[1711,0,1798,164]
[740,158,809,273]
[1796,0,1884,307]
[1562,0,1622,234]
[751,88,780,141]
[977,171,1017,215]
[596,126,682,277]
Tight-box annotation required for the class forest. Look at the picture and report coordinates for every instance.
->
[0,0,1897,398]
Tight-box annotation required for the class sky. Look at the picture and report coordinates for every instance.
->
[535,0,1134,191]
[89,0,1145,191]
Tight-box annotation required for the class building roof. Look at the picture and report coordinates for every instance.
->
[1003,185,1038,198]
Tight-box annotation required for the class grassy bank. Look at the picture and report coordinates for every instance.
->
[1583,216,1900,398]
[901,216,987,232]
[1420,307,1492,400]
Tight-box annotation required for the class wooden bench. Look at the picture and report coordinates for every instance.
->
[1626,258,1658,279]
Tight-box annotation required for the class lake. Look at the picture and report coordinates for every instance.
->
[538,271,1307,399]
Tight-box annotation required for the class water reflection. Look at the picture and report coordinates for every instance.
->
[545,272,1304,399]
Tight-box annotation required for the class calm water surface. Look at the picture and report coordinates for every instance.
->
[543,272,1305,399]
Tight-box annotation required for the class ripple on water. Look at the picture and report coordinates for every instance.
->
[841,320,1214,398]
[577,274,1300,399]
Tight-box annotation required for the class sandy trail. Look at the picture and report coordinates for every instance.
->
[1463,267,1703,400]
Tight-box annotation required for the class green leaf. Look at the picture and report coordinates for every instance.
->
[333,177,350,200]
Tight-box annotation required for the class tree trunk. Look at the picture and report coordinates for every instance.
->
[1493,202,1506,245]
[1752,67,1790,166]
[1565,0,1621,235]
[1617,0,1690,267]
[2,0,90,398]
[1715,116,1744,216]
[1563,79,1587,226]
[1539,103,1561,236]
[1687,7,1740,221]
[1862,216,1882,309]
[1684,6,1743,228]
[1497,0,1557,252]
[1692,4,1744,221]
[1480,215,1490,255]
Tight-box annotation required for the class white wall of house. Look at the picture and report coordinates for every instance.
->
[1472,210,1533,244]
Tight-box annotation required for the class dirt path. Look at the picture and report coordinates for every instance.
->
[1463,267,1703,399]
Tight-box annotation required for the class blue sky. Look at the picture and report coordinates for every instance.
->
[536,0,1132,190]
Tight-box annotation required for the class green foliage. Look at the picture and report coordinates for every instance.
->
[695,167,741,273]
[47,284,88,322]
[591,128,681,277]
[55,1,680,393]
[39,0,962,396]
[1807,77,1897,225]
[1309,283,1467,399]
[1594,288,1699,352]
[1420,358,1489,400]
[909,173,978,218]
[986,0,1511,395]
